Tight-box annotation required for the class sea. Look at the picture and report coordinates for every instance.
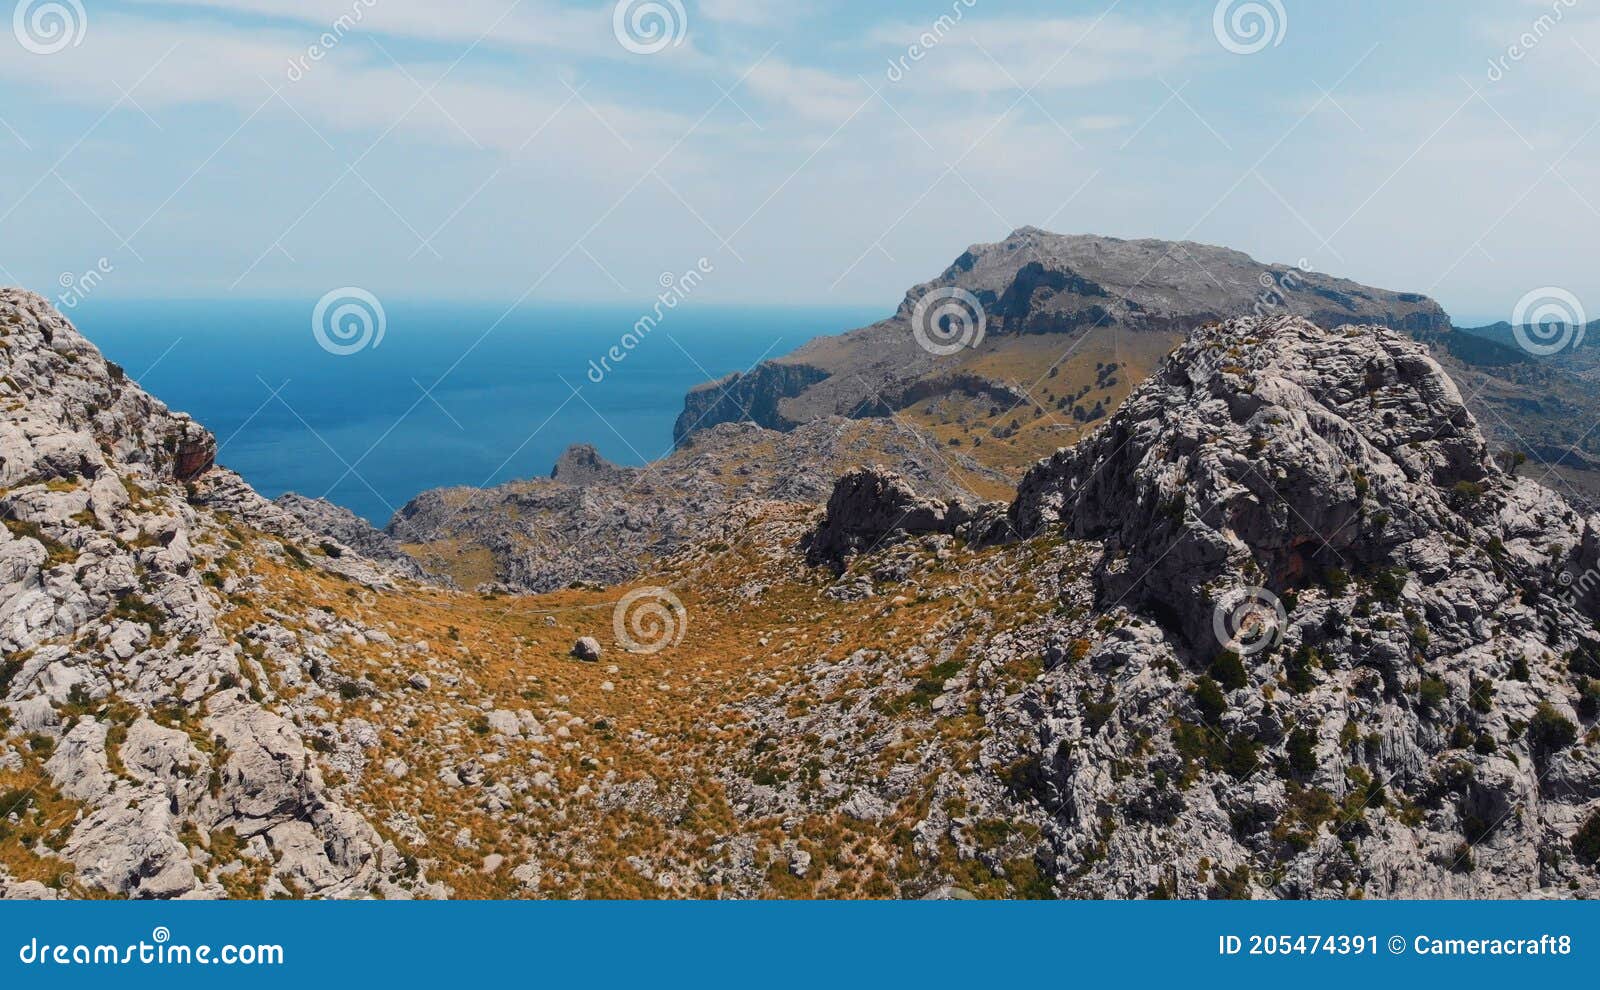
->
[67,298,882,526]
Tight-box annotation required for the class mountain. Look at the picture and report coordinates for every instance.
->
[7,281,1600,898]
[673,228,1452,480]
[1427,320,1600,510]
[410,229,1464,591]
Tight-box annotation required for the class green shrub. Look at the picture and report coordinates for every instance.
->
[1209,650,1248,691]
[1208,865,1253,900]
[1573,810,1600,866]
[1581,678,1600,722]
[1192,676,1226,724]
[1372,569,1408,602]
[1284,644,1320,694]
[1286,726,1317,777]
[1529,703,1578,753]
[1452,480,1485,504]
[112,593,165,631]
[0,788,34,818]
[1469,675,1495,714]
[1418,676,1448,710]
[0,657,21,698]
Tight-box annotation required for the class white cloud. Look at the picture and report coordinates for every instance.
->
[0,14,697,159]
[122,0,618,56]
[697,0,796,27]
[872,14,1201,93]
[743,58,869,124]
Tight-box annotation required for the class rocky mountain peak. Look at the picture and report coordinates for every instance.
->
[905,230,1450,337]
[803,465,997,569]
[549,444,632,486]
[1009,314,1598,649]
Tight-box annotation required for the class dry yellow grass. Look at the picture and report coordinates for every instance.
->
[185,500,1078,898]
[903,330,1177,482]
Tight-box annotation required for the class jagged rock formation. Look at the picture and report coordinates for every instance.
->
[673,228,1451,444]
[0,290,422,899]
[803,466,998,569]
[778,314,1600,897]
[390,418,1007,593]
[1009,315,1514,642]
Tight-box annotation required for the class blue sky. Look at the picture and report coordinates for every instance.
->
[0,0,1595,323]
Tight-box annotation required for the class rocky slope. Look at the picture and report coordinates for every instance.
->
[0,289,424,899]
[388,418,1008,593]
[271,493,430,583]
[1432,320,1600,511]
[754,314,1600,897]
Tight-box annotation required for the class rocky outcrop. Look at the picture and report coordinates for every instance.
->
[987,316,1600,895]
[0,289,420,899]
[1007,315,1532,645]
[672,363,830,442]
[804,467,998,569]
[548,444,635,487]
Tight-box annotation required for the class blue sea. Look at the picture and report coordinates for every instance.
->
[68,299,881,526]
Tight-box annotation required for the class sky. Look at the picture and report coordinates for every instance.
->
[0,0,1596,324]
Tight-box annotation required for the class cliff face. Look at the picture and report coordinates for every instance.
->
[671,363,831,442]
[671,229,1454,459]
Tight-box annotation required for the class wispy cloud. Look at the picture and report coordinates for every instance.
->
[868,14,1201,92]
